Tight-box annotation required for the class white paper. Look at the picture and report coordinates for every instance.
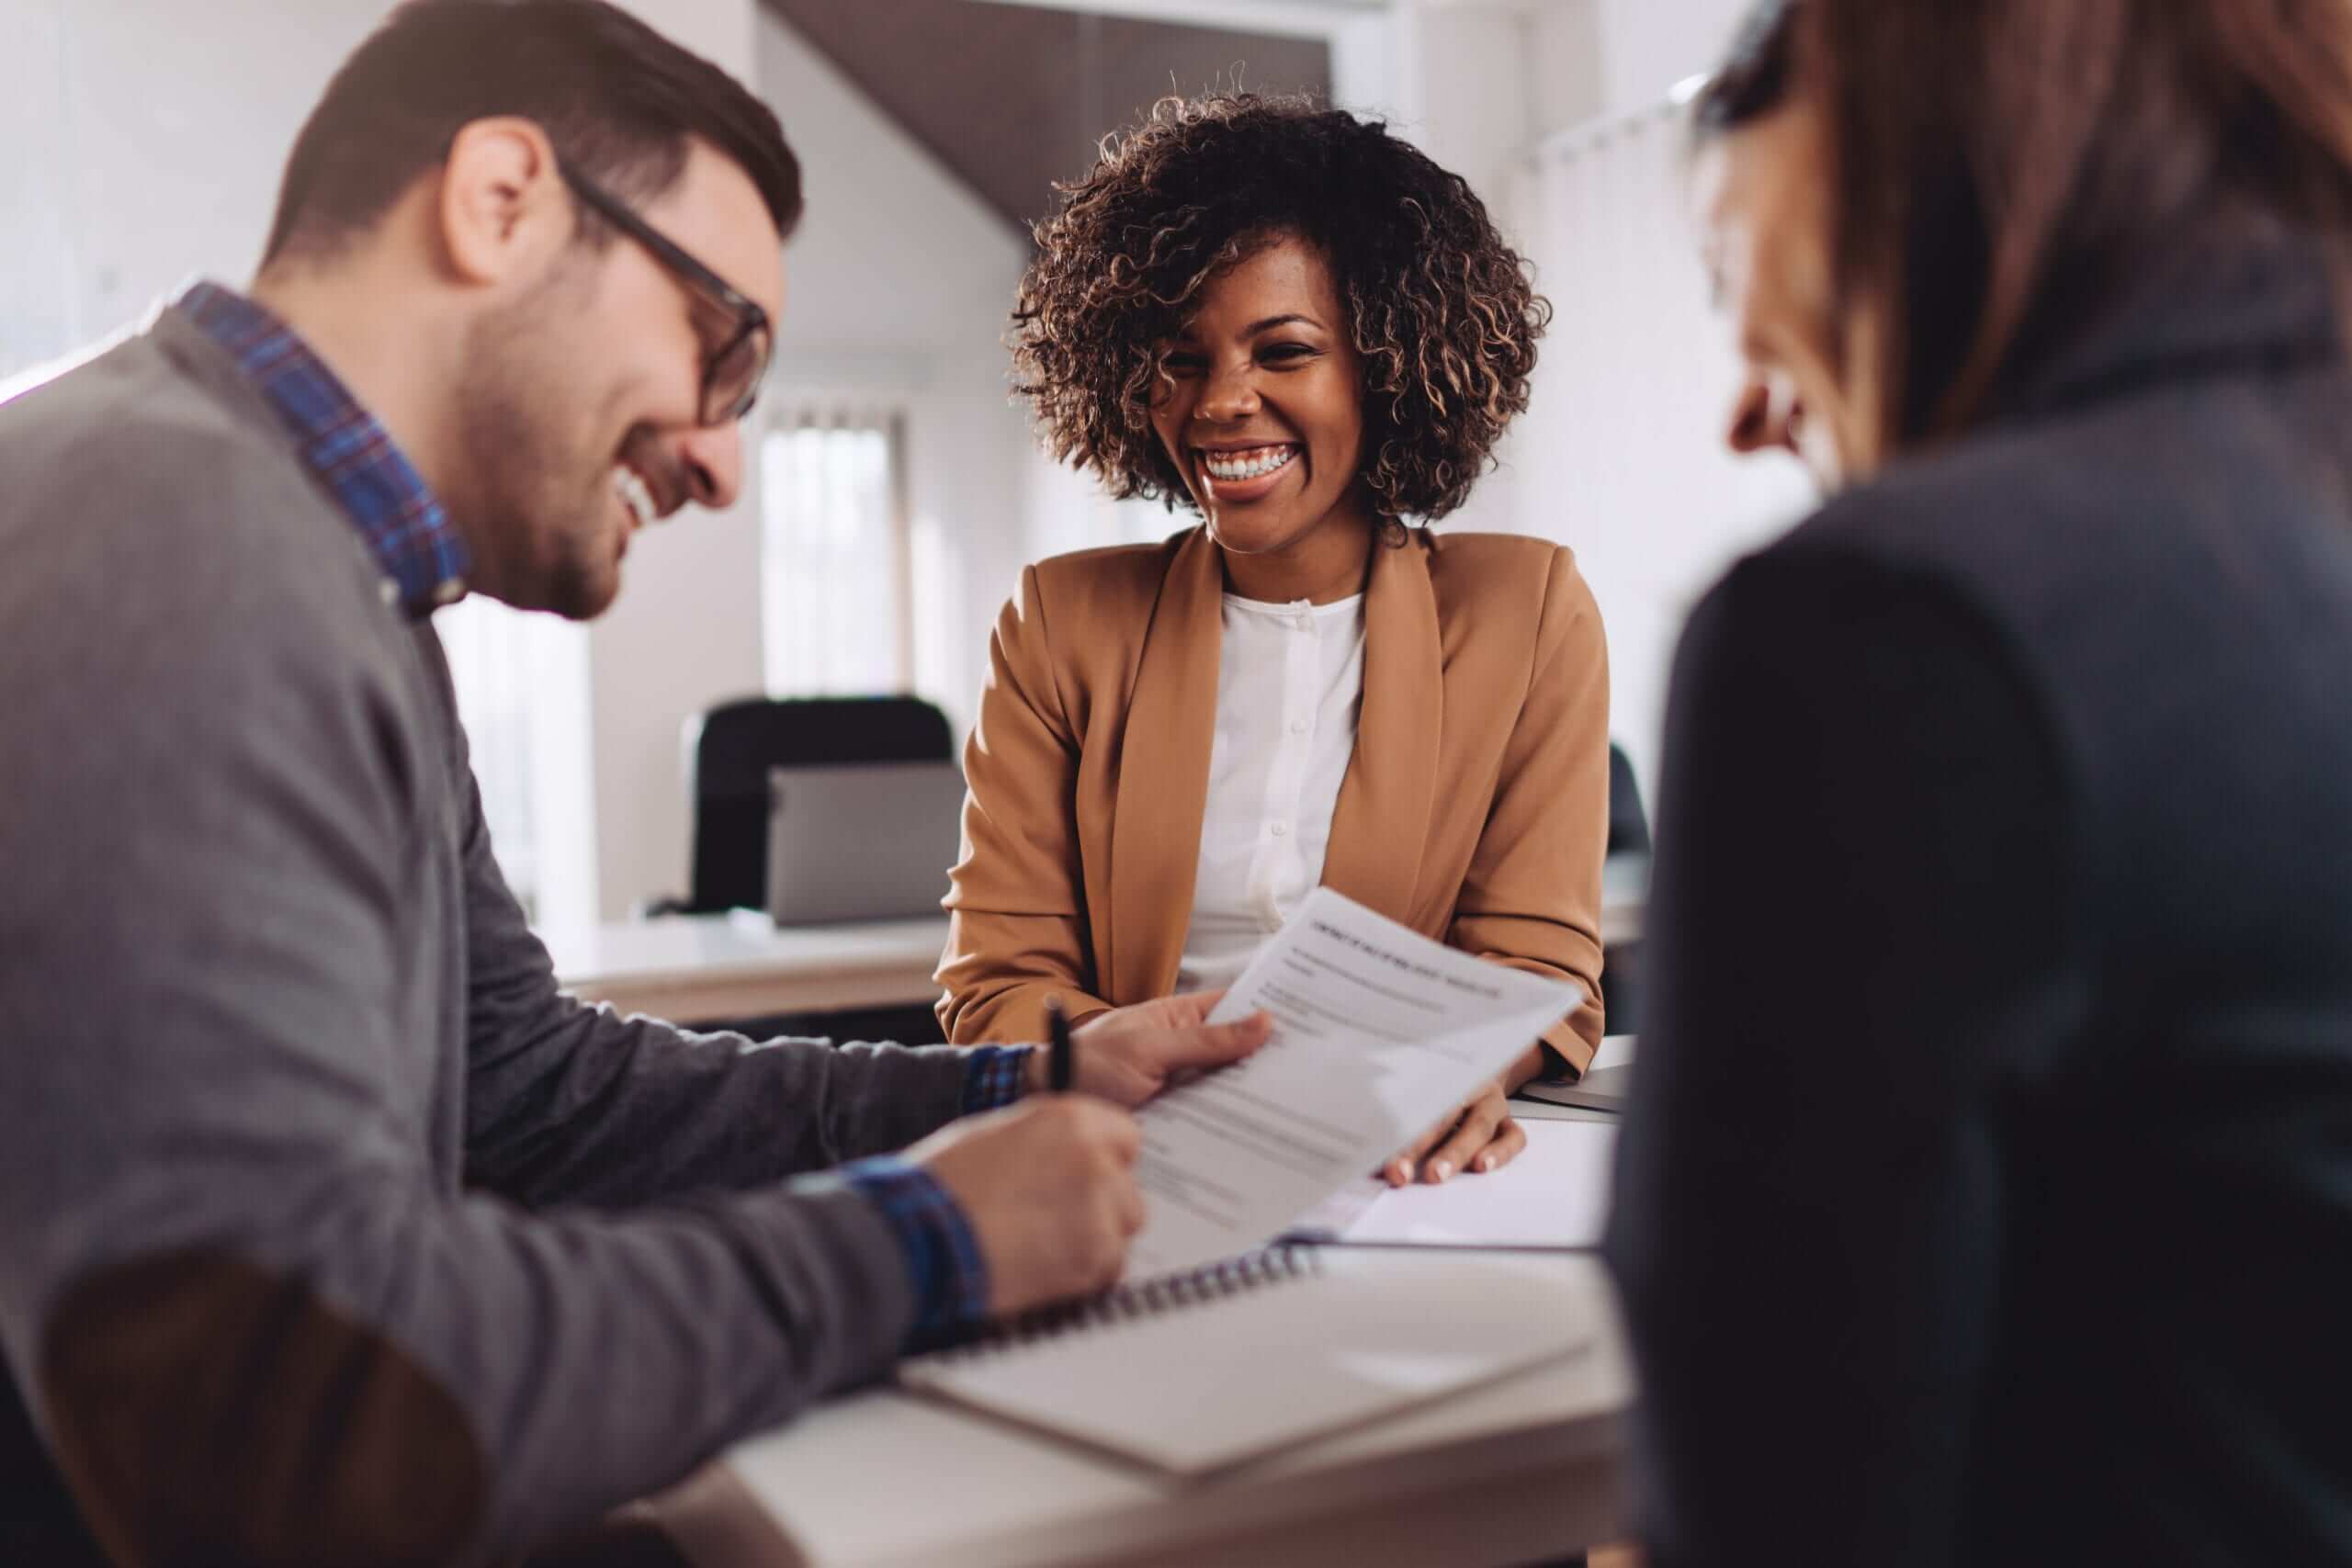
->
[1323,1117,1616,1249]
[1125,887,1580,1275]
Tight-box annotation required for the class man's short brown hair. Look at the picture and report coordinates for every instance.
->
[265,0,801,265]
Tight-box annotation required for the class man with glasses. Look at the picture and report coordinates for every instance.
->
[0,4,1270,1563]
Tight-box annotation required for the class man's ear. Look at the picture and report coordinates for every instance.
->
[437,117,570,288]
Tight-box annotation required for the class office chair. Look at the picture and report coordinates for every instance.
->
[1607,741,1650,858]
[643,694,958,1046]
[652,694,956,917]
[1602,741,1650,1036]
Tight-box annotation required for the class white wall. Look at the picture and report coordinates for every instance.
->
[1,0,83,374]
[0,0,388,371]
[754,6,1035,740]
[747,2,1039,874]
[1334,0,1811,803]
[1597,0,1755,112]
[1501,0,1813,799]
[1528,0,1609,137]
[580,2,1048,918]
[550,0,1041,919]
[1334,2,1604,218]
[585,0,769,919]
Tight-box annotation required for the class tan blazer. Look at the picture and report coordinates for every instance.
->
[935,525,1610,1074]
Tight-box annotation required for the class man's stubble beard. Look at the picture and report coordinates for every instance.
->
[455,271,623,621]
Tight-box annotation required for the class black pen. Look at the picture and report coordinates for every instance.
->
[1045,996,1076,1093]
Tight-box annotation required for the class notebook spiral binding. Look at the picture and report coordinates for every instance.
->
[914,1246,1323,1364]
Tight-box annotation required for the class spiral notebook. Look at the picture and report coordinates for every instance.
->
[896,1248,1583,1477]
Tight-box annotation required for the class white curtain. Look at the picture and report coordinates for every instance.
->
[761,407,912,697]
[1501,98,1815,798]
[436,600,597,929]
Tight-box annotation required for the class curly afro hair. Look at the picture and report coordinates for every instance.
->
[1010,93,1551,525]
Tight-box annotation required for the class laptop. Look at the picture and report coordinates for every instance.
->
[1514,1034,1637,1112]
[763,760,967,926]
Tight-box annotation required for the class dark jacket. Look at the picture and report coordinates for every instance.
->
[1609,231,2352,1565]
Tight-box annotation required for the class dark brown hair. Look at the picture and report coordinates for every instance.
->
[1011,94,1550,525]
[1697,0,2352,457]
[265,0,802,265]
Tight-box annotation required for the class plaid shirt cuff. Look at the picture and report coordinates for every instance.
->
[841,1156,989,1337]
[960,1045,1033,1113]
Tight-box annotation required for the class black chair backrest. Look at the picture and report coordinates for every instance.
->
[685,695,956,913]
[1608,742,1651,858]
[1602,742,1653,1034]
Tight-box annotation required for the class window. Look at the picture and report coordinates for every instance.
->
[436,598,598,929]
[760,407,913,696]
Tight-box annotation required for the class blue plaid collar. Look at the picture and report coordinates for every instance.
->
[178,280,469,621]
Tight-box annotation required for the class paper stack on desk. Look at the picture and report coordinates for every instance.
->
[899,1248,1582,1477]
[896,892,1588,1477]
[1125,886,1582,1277]
[1284,1115,1616,1250]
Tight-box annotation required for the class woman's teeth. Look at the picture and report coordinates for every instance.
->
[613,465,658,528]
[1202,446,1296,482]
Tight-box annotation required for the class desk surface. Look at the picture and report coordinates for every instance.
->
[654,1253,1631,1568]
[547,855,1650,1026]
[540,913,950,1023]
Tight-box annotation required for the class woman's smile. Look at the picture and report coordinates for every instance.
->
[1194,441,1302,503]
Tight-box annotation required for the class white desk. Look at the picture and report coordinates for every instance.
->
[546,855,1649,1026]
[650,1254,1631,1568]
[539,913,951,1023]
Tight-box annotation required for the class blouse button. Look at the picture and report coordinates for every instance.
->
[1270,820,1291,838]
[1288,717,1309,736]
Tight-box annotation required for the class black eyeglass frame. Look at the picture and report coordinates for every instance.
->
[557,155,772,426]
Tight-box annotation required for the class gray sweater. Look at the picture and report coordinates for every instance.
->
[0,306,979,1565]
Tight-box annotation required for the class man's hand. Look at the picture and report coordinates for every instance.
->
[909,1097,1145,1315]
[1039,990,1272,1107]
[1380,1078,1527,1187]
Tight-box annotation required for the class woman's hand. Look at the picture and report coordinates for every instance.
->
[1039,989,1272,1108]
[1381,1079,1526,1186]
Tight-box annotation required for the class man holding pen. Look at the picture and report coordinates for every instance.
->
[0,4,1264,1564]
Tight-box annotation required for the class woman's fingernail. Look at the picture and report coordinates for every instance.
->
[1476,1155,1492,1172]
[1396,1160,1415,1182]
[1430,1159,1453,1182]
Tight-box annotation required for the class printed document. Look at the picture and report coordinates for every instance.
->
[1284,1116,1617,1249]
[1126,886,1581,1275]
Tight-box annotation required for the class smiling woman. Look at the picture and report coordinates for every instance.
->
[940,94,1613,1189]
[1012,93,1544,538]
[1140,235,1374,603]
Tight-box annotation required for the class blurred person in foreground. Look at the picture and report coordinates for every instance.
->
[1608,0,2352,1562]
[0,4,1268,1563]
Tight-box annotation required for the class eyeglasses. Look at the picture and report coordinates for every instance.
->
[557,155,773,427]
